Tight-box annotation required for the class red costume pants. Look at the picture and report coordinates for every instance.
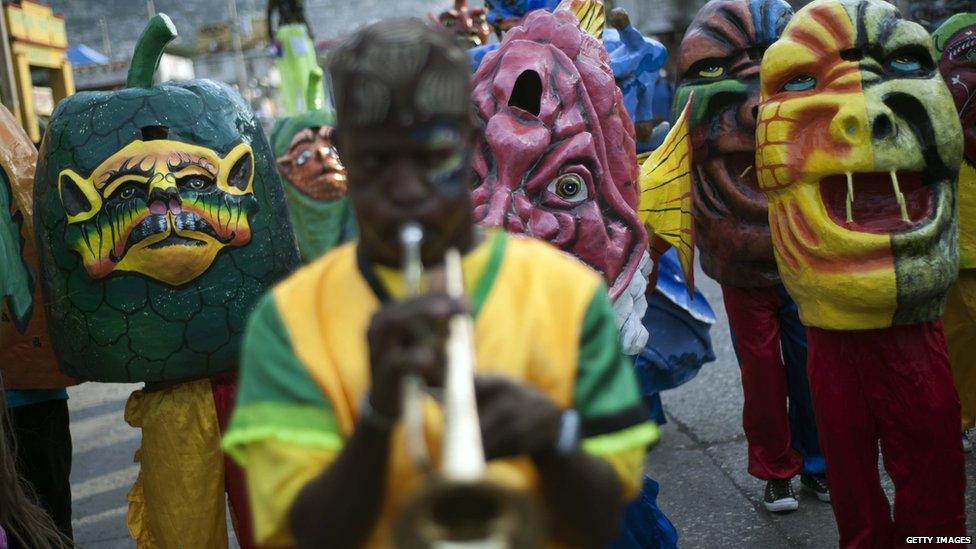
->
[723,285,806,480]
[806,323,966,548]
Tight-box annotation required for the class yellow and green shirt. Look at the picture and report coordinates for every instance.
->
[223,231,657,546]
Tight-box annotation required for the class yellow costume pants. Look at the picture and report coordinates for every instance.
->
[943,269,976,432]
[125,379,229,548]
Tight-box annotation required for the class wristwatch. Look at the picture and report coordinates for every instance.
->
[555,409,582,455]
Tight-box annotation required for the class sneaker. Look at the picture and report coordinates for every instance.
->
[800,473,831,502]
[763,478,799,513]
[963,431,973,453]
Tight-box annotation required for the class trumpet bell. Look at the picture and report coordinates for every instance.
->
[393,479,544,548]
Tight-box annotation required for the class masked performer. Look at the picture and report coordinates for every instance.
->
[267,0,324,115]
[0,104,76,542]
[470,9,685,548]
[602,6,717,435]
[757,0,965,543]
[271,108,356,262]
[223,18,655,547]
[673,0,828,511]
[933,13,976,451]
[604,8,671,154]
[33,15,300,548]
[429,0,491,49]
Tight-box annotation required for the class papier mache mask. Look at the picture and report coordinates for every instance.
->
[430,0,491,48]
[471,9,650,354]
[270,109,356,262]
[757,0,963,330]
[674,0,793,288]
[34,15,299,381]
[934,14,976,268]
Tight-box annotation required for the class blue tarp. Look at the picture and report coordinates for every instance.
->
[67,44,109,67]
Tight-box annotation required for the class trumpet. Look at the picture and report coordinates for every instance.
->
[392,223,542,548]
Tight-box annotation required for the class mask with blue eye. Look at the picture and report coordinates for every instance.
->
[782,74,816,92]
[412,122,470,195]
[889,56,922,73]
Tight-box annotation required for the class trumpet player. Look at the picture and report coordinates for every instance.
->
[223,18,657,548]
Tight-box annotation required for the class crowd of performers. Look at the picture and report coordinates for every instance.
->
[0,0,973,547]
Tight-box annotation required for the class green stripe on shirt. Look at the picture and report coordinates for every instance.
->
[572,285,646,428]
[224,292,339,463]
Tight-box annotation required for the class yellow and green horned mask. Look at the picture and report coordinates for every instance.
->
[58,139,257,286]
[756,0,963,330]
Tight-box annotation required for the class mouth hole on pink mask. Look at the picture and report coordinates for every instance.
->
[508,69,542,117]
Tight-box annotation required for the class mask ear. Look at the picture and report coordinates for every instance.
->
[220,143,255,194]
[58,169,102,224]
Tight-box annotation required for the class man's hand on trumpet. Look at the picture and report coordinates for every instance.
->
[476,376,564,459]
[366,293,468,421]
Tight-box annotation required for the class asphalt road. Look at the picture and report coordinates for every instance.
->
[66,270,976,547]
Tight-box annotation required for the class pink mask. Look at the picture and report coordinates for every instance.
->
[471,9,646,302]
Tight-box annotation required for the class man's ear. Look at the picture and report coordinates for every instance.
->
[220,143,255,194]
[58,169,102,224]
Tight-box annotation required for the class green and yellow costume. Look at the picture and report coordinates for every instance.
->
[275,23,324,116]
[223,231,657,546]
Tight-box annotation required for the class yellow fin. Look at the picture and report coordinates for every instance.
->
[638,94,695,291]
[556,0,605,39]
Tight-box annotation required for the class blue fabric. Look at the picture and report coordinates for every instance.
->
[643,393,666,426]
[484,0,561,25]
[67,44,109,67]
[749,0,794,46]
[603,26,670,152]
[652,79,673,124]
[633,249,717,427]
[468,43,498,74]
[634,291,717,417]
[611,476,679,549]
[776,285,825,475]
[5,388,68,409]
[654,248,716,324]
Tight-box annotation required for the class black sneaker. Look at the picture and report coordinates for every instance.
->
[763,478,799,512]
[800,473,830,502]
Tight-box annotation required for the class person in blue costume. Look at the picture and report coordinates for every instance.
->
[634,249,717,425]
[604,8,672,153]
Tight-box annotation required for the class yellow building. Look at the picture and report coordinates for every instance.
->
[1,0,74,142]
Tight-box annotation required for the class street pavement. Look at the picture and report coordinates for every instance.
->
[67,270,976,547]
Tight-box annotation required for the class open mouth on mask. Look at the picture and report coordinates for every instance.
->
[698,151,767,221]
[820,171,934,234]
[723,152,761,194]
